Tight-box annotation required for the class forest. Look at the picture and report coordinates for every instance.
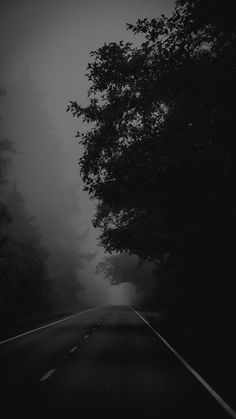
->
[0,2,235,413]
[1,0,235,353]
[0,86,87,339]
[68,0,236,355]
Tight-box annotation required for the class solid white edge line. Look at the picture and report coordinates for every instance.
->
[131,307,236,419]
[0,307,96,345]
[40,368,56,382]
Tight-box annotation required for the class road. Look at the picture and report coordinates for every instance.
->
[0,305,234,418]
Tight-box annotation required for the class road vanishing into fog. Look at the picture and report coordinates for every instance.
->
[0,305,235,418]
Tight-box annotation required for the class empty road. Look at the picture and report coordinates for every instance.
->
[0,305,235,418]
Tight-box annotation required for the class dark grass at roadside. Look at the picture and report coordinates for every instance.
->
[135,305,236,412]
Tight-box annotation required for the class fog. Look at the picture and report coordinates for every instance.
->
[0,0,174,308]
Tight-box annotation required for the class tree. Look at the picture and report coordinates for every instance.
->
[0,89,16,247]
[0,184,50,319]
[0,138,14,247]
[97,252,159,306]
[5,75,86,314]
[68,0,236,316]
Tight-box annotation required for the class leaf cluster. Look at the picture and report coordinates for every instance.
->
[68,0,236,267]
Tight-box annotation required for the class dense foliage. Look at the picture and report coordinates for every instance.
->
[97,252,156,305]
[69,0,236,322]
[0,184,51,315]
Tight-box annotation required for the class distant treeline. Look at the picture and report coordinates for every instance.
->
[0,91,83,337]
[69,0,236,336]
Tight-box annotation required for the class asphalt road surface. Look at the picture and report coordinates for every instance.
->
[0,305,235,418]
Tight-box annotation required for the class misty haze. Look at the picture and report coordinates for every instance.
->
[0,0,236,417]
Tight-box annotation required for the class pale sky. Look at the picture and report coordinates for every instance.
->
[0,0,175,305]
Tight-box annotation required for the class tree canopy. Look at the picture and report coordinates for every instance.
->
[69,0,235,261]
[68,0,236,318]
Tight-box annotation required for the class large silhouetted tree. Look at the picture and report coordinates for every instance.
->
[69,0,236,324]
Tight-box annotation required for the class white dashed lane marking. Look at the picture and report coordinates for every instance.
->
[70,346,77,353]
[40,318,106,384]
[40,369,56,382]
